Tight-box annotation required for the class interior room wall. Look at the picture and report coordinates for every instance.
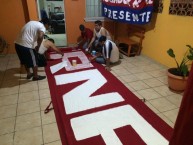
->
[64,0,87,44]
[64,0,115,45]
[44,0,65,15]
[142,1,193,68]
[26,0,39,20]
[0,1,26,53]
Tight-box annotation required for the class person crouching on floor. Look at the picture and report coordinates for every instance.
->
[37,38,63,57]
[34,38,63,68]
[89,35,119,71]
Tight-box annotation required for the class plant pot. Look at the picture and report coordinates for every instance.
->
[167,68,188,92]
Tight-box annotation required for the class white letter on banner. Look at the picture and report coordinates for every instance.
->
[123,0,128,4]
[113,11,118,19]
[104,7,107,15]
[146,11,151,22]
[125,11,131,21]
[108,9,112,18]
[54,69,124,114]
[71,105,169,145]
[117,0,122,4]
[119,11,124,19]
[132,13,139,22]
[139,12,146,22]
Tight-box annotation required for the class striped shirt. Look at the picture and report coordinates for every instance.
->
[102,40,119,63]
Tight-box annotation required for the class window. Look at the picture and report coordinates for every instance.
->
[85,0,104,22]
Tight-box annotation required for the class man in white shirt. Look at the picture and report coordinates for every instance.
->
[87,20,111,53]
[15,19,50,81]
[89,36,119,71]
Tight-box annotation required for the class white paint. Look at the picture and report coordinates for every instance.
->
[146,0,153,4]
[62,51,93,71]
[71,105,169,145]
[132,0,142,8]
[50,60,67,74]
[50,53,63,59]
[55,69,124,114]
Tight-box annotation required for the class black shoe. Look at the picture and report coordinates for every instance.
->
[26,73,34,79]
[32,75,46,81]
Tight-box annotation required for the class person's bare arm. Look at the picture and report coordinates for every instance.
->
[100,28,107,37]
[89,52,102,62]
[35,30,44,51]
[87,38,91,44]
[45,40,63,56]
[77,39,83,45]
[87,31,96,49]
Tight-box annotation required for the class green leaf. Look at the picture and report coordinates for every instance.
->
[187,55,193,60]
[167,49,175,58]
[181,64,188,77]
[189,49,193,57]
[167,45,193,77]
[186,45,192,49]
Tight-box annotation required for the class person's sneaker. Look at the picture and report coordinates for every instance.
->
[26,73,34,79]
[32,75,46,81]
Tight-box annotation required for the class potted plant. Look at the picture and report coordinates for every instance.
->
[167,45,193,91]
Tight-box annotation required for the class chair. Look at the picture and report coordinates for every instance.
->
[119,25,145,57]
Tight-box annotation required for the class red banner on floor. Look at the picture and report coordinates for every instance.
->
[45,48,172,145]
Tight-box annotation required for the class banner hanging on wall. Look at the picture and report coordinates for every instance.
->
[102,0,154,24]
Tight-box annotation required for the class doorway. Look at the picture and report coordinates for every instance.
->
[36,0,67,47]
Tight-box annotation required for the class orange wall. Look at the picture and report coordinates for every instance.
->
[0,0,39,54]
[64,0,85,44]
[0,0,26,53]
[26,0,39,20]
[64,0,91,44]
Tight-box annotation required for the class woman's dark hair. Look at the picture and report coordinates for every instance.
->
[48,38,55,43]
[79,24,85,31]
[99,36,107,42]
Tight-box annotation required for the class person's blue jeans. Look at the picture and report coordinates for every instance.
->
[95,56,105,64]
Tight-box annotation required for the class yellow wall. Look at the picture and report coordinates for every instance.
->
[115,1,193,68]
[141,1,193,68]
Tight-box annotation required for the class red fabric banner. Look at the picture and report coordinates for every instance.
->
[45,48,173,145]
[169,63,193,145]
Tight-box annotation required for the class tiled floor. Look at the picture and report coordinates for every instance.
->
[0,53,183,145]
